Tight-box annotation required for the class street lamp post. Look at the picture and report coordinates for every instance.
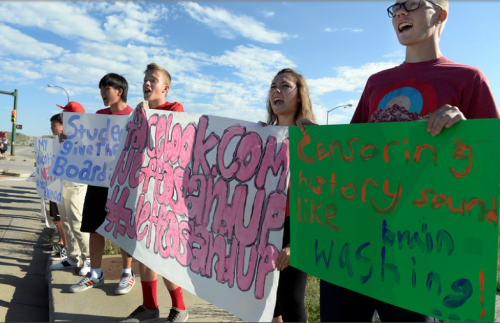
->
[47,85,70,104]
[326,103,352,125]
[0,89,18,156]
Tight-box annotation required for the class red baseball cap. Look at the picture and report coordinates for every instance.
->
[56,101,85,113]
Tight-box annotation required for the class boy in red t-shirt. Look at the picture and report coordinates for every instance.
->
[69,73,135,295]
[298,1,499,322]
[122,63,187,323]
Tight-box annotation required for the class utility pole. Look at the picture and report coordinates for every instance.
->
[0,89,18,156]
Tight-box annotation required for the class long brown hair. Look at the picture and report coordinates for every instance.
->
[266,68,316,125]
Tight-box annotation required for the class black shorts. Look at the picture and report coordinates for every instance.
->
[81,185,109,233]
[49,201,61,222]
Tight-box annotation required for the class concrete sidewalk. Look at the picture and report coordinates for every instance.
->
[47,255,243,322]
[0,176,50,322]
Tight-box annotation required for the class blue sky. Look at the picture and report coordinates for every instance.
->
[0,1,498,137]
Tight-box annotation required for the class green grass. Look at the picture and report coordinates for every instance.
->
[104,238,122,255]
[305,275,320,322]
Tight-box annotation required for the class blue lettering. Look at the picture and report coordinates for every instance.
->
[355,242,372,284]
[381,246,399,284]
[97,162,107,181]
[111,124,120,142]
[79,160,92,181]
[60,140,73,156]
[98,118,111,143]
[66,165,79,178]
[339,243,353,278]
[52,157,68,176]
[78,124,86,139]
[96,142,103,156]
[427,271,442,295]
[315,239,334,270]
[66,115,80,140]
[87,128,98,141]
[442,279,473,308]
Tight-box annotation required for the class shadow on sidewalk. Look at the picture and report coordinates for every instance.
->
[1,225,52,322]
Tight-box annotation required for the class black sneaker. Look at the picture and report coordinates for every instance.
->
[49,247,67,260]
[120,305,159,322]
[43,243,64,254]
[166,307,188,323]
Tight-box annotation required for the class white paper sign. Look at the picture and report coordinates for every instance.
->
[97,110,289,322]
[35,138,63,203]
[49,112,130,187]
[40,199,56,229]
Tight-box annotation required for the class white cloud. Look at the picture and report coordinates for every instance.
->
[307,61,400,95]
[324,27,363,33]
[0,2,106,42]
[383,50,405,58]
[0,59,43,80]
[342,27,363,33]
[180,2,289,44]
[212,45,295,84]
[262,11,275,18]
[0,2,169,45]
[0,25,67,60]
[99,2,168,45]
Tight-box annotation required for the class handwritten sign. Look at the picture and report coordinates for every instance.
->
[289,120,500,322]
[49,112,129,187]
[34,137,63,204]
[97,110,289,322]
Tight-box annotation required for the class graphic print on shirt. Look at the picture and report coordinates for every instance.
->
[369,78,438,123]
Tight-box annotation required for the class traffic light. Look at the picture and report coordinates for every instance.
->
[11,110,16,124]
[16,125,22,130]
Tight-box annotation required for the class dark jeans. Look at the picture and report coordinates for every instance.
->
[320,280,437,322]
[273,216,308,322]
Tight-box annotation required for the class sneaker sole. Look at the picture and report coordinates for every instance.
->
[69,280,104,293]
[115,284,135,295]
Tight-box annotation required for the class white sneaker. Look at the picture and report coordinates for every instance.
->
[50,258,79,270]
[79,260,91,276]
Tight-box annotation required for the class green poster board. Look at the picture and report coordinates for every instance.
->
[289,120,500,322]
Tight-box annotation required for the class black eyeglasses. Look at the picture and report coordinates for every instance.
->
[387,0,442,18]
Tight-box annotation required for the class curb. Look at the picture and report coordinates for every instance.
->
[0,171,30,178]
[46,231,58,322]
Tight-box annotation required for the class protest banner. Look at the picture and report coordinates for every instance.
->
[289,120,500,322]
[34,137,63,204]
[97,110,289,322]
[49,112,130,187]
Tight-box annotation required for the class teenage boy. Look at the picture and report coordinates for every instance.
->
[43,113,68,258]
[316,0,499,322]
[69,73,135,294]
[50,102,90,274]
[122,63,187,323]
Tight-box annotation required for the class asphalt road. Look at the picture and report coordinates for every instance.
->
[11,146,36,159]
[1,146,36,173]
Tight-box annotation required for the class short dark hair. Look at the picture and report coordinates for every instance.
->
[50,113,63,124]
[99,73,128,103]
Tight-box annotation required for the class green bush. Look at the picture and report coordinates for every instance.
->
[305,275,320,322]
[103,238,122,255]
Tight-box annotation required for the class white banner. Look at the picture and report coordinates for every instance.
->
[97,110,289,322]
[49,112,129,187]
[34,138,63,204]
